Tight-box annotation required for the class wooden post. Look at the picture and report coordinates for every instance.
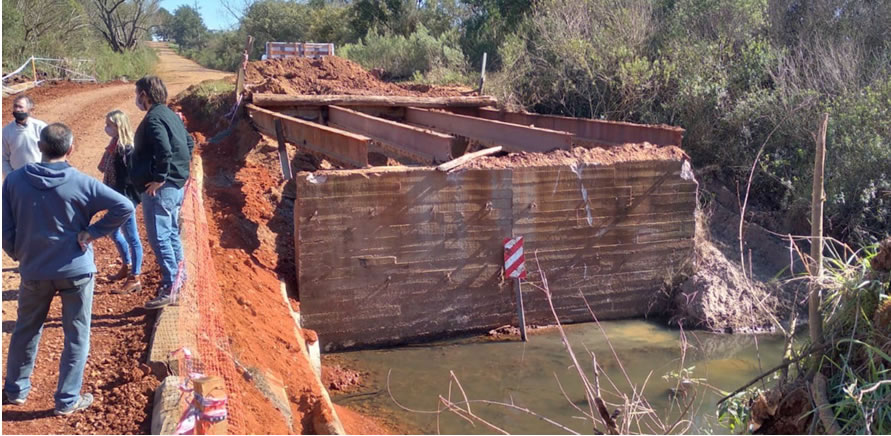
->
[193,376,228,435]
[235,35,254,98]
[478,52,487,95]
[809,113,828,345]
[516,279,528,342]
[274,118,293,180]
[31,57,37,85]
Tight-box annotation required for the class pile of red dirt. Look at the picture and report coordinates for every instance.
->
[322,364,364,392]
[245,56,470,97]
[464,142,689,169]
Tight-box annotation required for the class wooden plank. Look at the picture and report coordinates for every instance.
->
[404,108,574,153]
[274,119,293,180]
[475,107,685,147]
[253,93,498,108]
[436,146,502,172]
[328,105,455,163]
[246,103,370,168]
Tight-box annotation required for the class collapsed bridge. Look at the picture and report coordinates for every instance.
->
[244,64,696,351]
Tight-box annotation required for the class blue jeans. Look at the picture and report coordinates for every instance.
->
[3,274,94,410]
[110,213,143,275]
[142,183,185,290]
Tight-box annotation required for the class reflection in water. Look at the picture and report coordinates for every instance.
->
[331,320,787,434]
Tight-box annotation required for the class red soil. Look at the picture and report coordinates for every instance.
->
[1,81,116,121]
[464,142,689,170]
[190,112,393,433]
[245,56,471,97]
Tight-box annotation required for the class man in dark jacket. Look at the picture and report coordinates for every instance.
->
[130,75,194,309]
[2,123,133,415]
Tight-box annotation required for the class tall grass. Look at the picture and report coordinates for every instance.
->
[815,241,890,434]
[91,45,159,82]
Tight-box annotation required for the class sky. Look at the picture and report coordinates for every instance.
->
[158,0,239,31]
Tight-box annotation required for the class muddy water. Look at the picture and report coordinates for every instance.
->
[330,320,788,434]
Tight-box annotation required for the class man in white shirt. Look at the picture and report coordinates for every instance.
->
[3,95,47,178]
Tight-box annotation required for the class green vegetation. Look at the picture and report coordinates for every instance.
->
[715,241,890,434]
[174,80,236,128]
[814,243,890,433]
[91,45,158,81]
[2,0,159,82]
[340,26,467,82]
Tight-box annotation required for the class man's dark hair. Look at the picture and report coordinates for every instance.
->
[135,75,168,105]
[13,95,34,109]
[39,123,74,159]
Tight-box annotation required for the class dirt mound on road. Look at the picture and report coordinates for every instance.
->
[245,56,470,96]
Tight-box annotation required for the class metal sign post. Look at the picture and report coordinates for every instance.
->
[504,236,527,341]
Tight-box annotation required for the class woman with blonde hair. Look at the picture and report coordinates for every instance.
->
[97,110,142,294]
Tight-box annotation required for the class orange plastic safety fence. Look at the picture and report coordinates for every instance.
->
[173,177,244,434]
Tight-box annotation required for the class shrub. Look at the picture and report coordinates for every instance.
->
[340,25,466,80]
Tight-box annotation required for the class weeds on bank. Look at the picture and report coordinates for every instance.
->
[813,241,890,434]
[717,239,890,434]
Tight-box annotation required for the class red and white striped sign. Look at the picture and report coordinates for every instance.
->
[503,236,527,279]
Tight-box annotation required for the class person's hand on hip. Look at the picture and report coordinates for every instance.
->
[145,181,164,196]
[77,231,94,251]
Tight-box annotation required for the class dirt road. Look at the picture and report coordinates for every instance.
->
[2,44,231,434]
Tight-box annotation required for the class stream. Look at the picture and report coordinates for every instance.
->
[329,320,790,434]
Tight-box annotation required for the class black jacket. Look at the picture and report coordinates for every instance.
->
[130,104,194,192]
[110,149,141,206]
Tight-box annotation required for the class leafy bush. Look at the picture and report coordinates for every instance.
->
[340,26,466,80]
[494,0,891,244]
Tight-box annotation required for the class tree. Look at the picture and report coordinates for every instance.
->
[152,7,174,41]
[3,0,90,60]
[460,0,531,69]
[91,0,160,52]
[170,5,208,50]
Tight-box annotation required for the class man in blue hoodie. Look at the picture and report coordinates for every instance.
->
[2,123,134,416]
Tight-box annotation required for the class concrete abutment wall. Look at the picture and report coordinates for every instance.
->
[296,159,697,351]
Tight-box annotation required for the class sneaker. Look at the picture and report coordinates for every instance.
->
[144,292,174,310]
[2,391,26,406]
[112,274,142,295]
[54,393,93,416]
